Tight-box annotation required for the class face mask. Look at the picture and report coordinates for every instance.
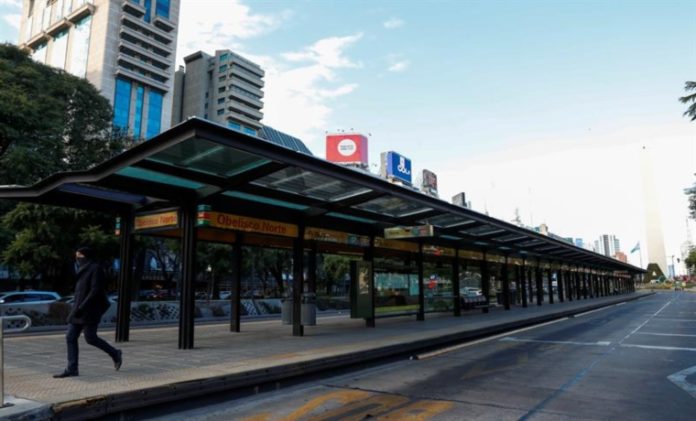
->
[76,257,88,267]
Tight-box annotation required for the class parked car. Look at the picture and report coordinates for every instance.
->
[0,291,61,304]
[461,287,483,298]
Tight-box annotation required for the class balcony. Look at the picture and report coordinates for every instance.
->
[120,26,174,56]
[153,15,176,33]
[22,31,49,50]
[46,17,71,37]
[121,14,174,45]
[227,101,263,121]
[228,89,264,110]
[67,1,95,23]
[229,78,264,98]
[119,40,171,70]
[123,0,146,18]
[229,66,264,88]
[225,110,263,130]
[114,67,169,92]
[118,53,171,81]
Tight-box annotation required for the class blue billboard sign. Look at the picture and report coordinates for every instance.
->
[384,151,412,185]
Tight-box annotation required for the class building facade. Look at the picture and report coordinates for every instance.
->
[18,0,180,139]
[172,49,265,136]
[595,234,620,257]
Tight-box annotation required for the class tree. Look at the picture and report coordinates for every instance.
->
[1,204,119,293]
[0,44,130,291]
[0,43,127,184]
[685,248,696,276]
[687,176,696,221]
[679,81,696,121]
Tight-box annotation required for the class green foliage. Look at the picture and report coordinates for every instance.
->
[685,248,696,274]
[0,43,130,184]
[0,44,133,288]
[688,175,696,221]
[679,81,696,121]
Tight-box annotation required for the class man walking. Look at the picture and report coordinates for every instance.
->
[54,247,122,378]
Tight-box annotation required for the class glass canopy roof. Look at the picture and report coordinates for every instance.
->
[0,118,642,273]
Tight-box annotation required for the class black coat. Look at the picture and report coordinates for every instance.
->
[68,261,111,325]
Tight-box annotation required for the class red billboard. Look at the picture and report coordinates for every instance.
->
[326,134,368,165]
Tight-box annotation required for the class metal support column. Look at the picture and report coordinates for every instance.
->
[520,261,528,308]
[547,268,554,304]
[481,252,491,313]
[178,204,197,350]
[536,263,543,306]
[564,270,571,301]
[589,271,595,298]
[417,243,425,321]
[502,255,510,310]
[528,267,534,304]
[308,242,317,297]
[453,252,461,317]
[583,270,589,299]
[557,267,564,303]
[575,269,582,300]
[292,224,306,336]
[230,233,243,333]
[365,236,376,328]
[115,212,134,343]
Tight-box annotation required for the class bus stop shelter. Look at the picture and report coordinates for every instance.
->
[0,118,644,349]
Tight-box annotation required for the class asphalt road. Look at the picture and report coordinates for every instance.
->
[131,292,696,420]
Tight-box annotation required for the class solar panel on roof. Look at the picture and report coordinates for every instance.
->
[259,126,313,155]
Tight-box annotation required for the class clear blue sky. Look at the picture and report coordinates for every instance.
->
[1,0,695,270]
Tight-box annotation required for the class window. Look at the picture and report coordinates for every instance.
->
[144,0,152,23]
[218,75,226,82]
[28,0,35,16]
[155,0,170,19]
[219,53,228,62]
[227,121,241,130]
[243,127,257,136]
[49,29,68,70]
[32,43,47,64]
[217,97,224,104]
[41,2,50,30]
[133,85,145,138]
[219,64,228,73]
[145,90,163,139]
[216,109,224,116]
[69,15,91,77]
[218,86,226,93]
[113,78,132,130]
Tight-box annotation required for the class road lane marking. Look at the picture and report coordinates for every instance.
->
[620,344,696,352]
[500,337,611,347]
[621,298,673,342]
[379,399,455,420]
[668,365,696,400]
[636,332,696,338]
[615,302,626,306]
[413,318,568,360]
[650,318,696,322]
[573,306,613,317]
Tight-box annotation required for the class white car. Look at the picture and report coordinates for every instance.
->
[0,291,61,304]
[461,287,483,298]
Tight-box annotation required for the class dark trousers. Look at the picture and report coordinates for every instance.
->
[66,323,118,373]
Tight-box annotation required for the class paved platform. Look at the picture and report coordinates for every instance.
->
[1,293,649,420]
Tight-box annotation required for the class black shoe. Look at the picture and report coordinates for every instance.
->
[114,350,122,371]
[53,371,78,378]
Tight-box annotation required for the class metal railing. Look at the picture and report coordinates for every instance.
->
[0,315,32,408]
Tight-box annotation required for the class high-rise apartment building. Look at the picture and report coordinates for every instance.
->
[595,234,620,257]
[18,0,180,139]
[172,50,264,136]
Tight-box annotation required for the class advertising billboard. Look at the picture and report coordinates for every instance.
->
[421,169,438,196]
[326,134,368,165]
[380,151,412,185]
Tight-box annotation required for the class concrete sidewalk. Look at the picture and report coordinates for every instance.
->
[1,292,651,420]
